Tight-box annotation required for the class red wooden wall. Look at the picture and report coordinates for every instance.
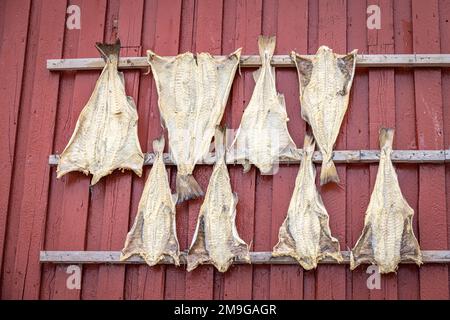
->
[0,0,449,300]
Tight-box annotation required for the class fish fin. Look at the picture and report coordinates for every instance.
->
[252,68,261,83]
[120,210,145,261]
[242,160,251,173]
[303,132,316,153]
[291,51,313,88]
[400,217,422,265]
[152,135,165,154]
[337,49,357,95]
[176,173,204,203]
[320,158,340,185]
[379,127,394,149]
[350,225,374,270]
[187,215,210,272]
[258,35,276,63]
[214,126,226,161]
[272,217,297,257]
[96,39,121,62]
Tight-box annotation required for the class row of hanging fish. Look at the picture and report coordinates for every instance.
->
[55,37,421,273]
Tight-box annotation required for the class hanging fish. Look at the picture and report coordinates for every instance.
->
[272,133,342,270]
[292,46,357,185]
[120,136,180,266]
[147,48,241,202]
[351,128,422,274]
[187,127,250,272]
[57,39,144,185]
[229,35,298,174]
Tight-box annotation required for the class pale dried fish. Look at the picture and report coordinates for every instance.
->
[57,40,144,185]
[272,133,342,270]
[292,46,357,185]
[351,128,422,274]
[187,128,250,272]
[120,136,180,266]
[147,48,241,202]
[229,36,298,174]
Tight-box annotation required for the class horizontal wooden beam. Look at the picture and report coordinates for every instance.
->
[40,250,450,265]
[48,149,450,166]
[47,54,450,71]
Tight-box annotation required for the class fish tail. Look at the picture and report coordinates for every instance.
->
[214,126,226,162]
[258,35,276,62]
[152,135,165,154]
[176,173,204,203]
[320,157,339,185]
[379,127,394,149]
[95,39,121,62]
[303,132,316,154]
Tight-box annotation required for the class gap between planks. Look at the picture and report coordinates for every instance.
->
[47,54,450,71]
[49,149,450,166]
[40,250,450,265]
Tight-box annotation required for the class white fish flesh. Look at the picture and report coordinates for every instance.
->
[57,40,144,185]
[272,133,342,269]
[350,128,422,273]
[147,48,241,202]
[292,46,357,185]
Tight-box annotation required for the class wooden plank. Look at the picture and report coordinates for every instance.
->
[394,0,420,300]
[94,0,144,300]
[368,0,398,300]
[48,149,450,166]
[6,0,66,299]
[347,0,370,300]
[269,0,307,301]
[315,0,347,301]
[39,250,450,264]
[0,0,31,290]
[184,0,222,301]
[47,53,450,71]
[412,0,449,300]
[51,0,108,301]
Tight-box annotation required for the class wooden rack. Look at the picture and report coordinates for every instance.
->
[40,250,450,265]
[47,54,450,71]
[49,149,450,166]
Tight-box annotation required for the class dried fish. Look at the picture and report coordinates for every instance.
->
[292,46,357,185]
[57,40,144,185]
[229,36,298,174]
[351,128,422,273]
[272,133,342,270]
[120,136,180,266]
[187,128,250,272]
[147,48,241,202]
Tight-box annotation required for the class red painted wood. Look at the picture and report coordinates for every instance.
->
[221,0,261,300]
[0,0,31,283]
[5,0,66,299]
[367,0,398,300]
[184,0,224,300]
[394,0,420,300]
[412,0,449,300]
[346,0,370,300]
[315,0,347,300]
[269,0,307,300]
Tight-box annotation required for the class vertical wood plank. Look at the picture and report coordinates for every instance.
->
[94,0,144,300]
[315,0,347,300]
[367,0,398,300]
[346,0,370,300]
[5,0,66,299]
[394,0,420,300]
[0,0,31,284]
[412,0,449,300]
[185,0,224,300]
[269,0,307,300]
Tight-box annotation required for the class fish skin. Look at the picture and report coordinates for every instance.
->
[57,40,144,185]
[147,49,241,203]
[272,133,342,270]
[229,36,298,175]
[120,136,180,266]
[187,127,250,272]
[351,128,422,274]
[292,46,357,185]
